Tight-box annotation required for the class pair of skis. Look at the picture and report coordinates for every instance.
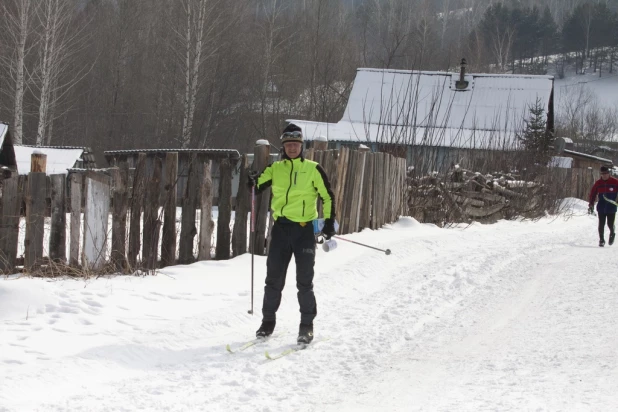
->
[226,336,325,360]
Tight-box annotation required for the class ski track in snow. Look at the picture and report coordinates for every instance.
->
[1,206,617,411]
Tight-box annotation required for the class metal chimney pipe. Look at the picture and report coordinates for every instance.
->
[456,58,469,90]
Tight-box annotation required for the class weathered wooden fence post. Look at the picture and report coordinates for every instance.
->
[49,174,66,262]
[82,171,111,271]
[382,153,390,227]
[0,176,21,273]
[360,152,374,230]
[399,158,406,218]
[161,152,178,267]
[252,141,271,256]
[198,160,214,260]
[341,149,358,234]
[335,147,350,227]
[178,153,199,264]
[215,158,233,260]
[371,153,384,230]
[354,147,370,232]
[69,173,83,266]
[232,155,250,257]
[142,157,162,270]
[313,136,328,151]
[111,164,129,271]
[128,153,146,269]
[25,152,47,271]
[31,151,47,173]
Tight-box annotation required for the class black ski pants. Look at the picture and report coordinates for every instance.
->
[262,217,317,325]
[598,212,616,240]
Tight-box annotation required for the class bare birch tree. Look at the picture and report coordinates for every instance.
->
[33,0,89,146]
[176,0,226,148]
[0,0,35,144]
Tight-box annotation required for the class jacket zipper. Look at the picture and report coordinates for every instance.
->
[302,200,305,216]
[281,160,294,216]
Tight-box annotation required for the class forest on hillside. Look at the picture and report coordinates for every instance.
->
[0,0,617,155]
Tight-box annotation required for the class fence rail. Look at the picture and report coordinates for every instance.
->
[0,147,407,275]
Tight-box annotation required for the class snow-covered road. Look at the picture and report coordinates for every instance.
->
[1,199,617,411]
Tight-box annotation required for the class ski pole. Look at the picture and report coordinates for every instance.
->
[333,235,391,255]
[248,185,256,315]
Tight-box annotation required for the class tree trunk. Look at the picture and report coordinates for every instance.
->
[12,0,31,144]
[36,0,59,146]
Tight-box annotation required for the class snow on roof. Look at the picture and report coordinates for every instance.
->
[289,68,554,149]
[563,148,612,163]
[289,119,519,150]
[549,156,573,168]
[0,123,7,147]
[14,145,84,175]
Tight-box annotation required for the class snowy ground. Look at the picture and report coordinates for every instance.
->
[1,198,617,411]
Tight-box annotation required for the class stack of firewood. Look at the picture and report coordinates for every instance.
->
[407,165,543,225]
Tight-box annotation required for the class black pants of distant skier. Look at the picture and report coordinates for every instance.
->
[262,217,317,325]
[597,212,615,239]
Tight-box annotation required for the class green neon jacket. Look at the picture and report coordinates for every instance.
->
[256,157,335,222]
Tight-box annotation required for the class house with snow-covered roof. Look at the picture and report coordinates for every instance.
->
[13,145,96,175]
[288,61,555,173]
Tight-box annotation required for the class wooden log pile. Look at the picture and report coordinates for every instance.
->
[407,165,544,226]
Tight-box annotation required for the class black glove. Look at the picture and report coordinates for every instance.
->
[322,218,336,240]
[588,204,594,215]
[247,171,259,190]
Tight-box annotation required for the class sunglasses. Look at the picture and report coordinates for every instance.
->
[281,131,302,139]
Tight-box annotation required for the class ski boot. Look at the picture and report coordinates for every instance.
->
[610,233,615,246]
[599,238,606,247]
[256,320,276,338]
[297,323,314,345]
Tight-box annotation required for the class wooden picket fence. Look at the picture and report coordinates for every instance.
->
[0,147,407,275]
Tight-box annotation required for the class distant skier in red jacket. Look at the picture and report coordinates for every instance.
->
[588,165,618,247]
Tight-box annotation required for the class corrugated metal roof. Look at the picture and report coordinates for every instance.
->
[17,144,88,150]
[563,149,612,163]
[288,69,554,149]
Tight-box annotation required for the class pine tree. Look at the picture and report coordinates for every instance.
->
[519,98,552,164]
[539,6,558,65]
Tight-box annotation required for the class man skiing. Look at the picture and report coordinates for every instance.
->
[248,123,336,344]
[588,165,618,247]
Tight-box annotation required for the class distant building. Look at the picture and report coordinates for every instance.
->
[553,137,613,170]
[288,62,555,173]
